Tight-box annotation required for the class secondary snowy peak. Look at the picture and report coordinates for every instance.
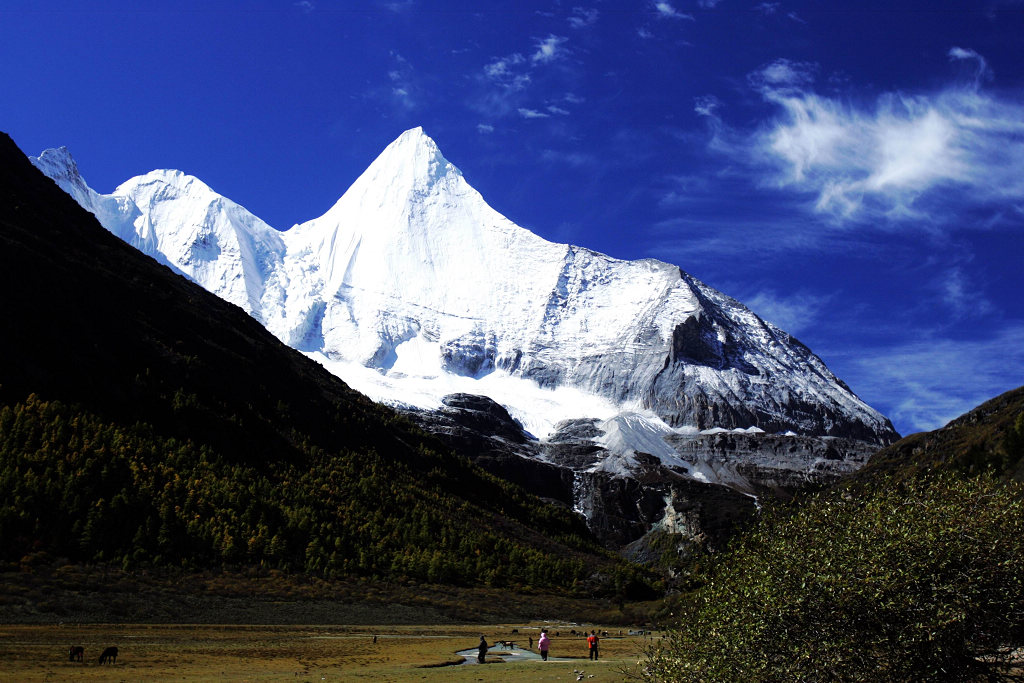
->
[31,148,144,248]
[31,149,287,320]
[33,128,899,447]
[31,147,88,200]
[112,169,288,319]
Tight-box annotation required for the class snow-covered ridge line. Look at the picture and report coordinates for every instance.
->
[31,127,898,467]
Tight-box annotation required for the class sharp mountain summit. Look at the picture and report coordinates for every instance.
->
[25,128,899,553]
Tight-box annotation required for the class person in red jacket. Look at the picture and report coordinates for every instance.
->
[538,629,550,661]
[587,630,599,660]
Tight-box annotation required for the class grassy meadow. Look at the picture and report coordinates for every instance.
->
[0,623,659,682]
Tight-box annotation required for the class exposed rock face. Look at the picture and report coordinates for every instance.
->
[405,394,576,506]
[664,432,877,498]
[405,393,868,557]
[569,454,757,553]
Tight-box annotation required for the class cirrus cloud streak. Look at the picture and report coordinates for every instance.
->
[834,324,1024,435]
[742,56,1024,227]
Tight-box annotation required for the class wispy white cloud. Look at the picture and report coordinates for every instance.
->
[653,1,694,20]
[744,52,1024,225]
[380,0,414,12]
[749,58,816,90]
[745,289,831,336]
[391,87,412,107]
[941,267,972,316]
[839,324,1024,434]
[568,7,599,29]
[931,266,995,321]
[985,0,1024,18]
[472,54,532,117]
[948,46,984,64]
[948,46,992,88]
[694,94,721,117]
[698,0,722,7]
[656,172,713,207]
[294,1,315,13]
[754,2,780,14]
[532,35,568,63]
[484,54,529,86]
[518,107,551,119]
[477,123,494,134]
[387,52,416,110]
[541,149,598,167]
[475,34,577,121]
[648,210,831,261]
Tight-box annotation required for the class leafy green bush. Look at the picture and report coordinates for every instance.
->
[641,473,1024,682]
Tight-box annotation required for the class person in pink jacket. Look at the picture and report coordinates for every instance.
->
[538,629,550,661]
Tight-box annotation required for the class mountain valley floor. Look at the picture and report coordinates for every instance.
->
[0,623,654,682]
[0,564,664,680]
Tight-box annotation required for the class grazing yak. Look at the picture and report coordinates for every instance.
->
[68,646,84,662]
[99,646,118,664]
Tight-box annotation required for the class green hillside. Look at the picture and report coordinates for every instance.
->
[0,132,651,598]
[859,385,1024,481]
[640,388,1024,681]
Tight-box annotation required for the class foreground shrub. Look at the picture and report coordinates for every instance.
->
[641,472,1024,682]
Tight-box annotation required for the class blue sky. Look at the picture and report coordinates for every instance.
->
[3,0,1023,436]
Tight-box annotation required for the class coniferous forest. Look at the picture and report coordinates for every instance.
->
[0,394,621,588]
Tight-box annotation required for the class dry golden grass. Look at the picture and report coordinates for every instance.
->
[0,623,660,682]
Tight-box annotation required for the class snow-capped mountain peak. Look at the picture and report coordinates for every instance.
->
[355,125,461,199]
[286,130,570,368]
[32,128,899,466]
[306,126,462,233]
[32,145,78,182]
[31,146,95,210]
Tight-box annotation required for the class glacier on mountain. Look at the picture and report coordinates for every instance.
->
[31,128,898,489]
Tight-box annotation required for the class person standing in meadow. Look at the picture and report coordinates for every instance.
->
[538,629,550,661]
[477,635,488,663]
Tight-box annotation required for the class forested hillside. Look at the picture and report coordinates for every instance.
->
[0,131,651,597]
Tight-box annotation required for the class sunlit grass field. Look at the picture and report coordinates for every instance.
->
[0,623,659,681]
